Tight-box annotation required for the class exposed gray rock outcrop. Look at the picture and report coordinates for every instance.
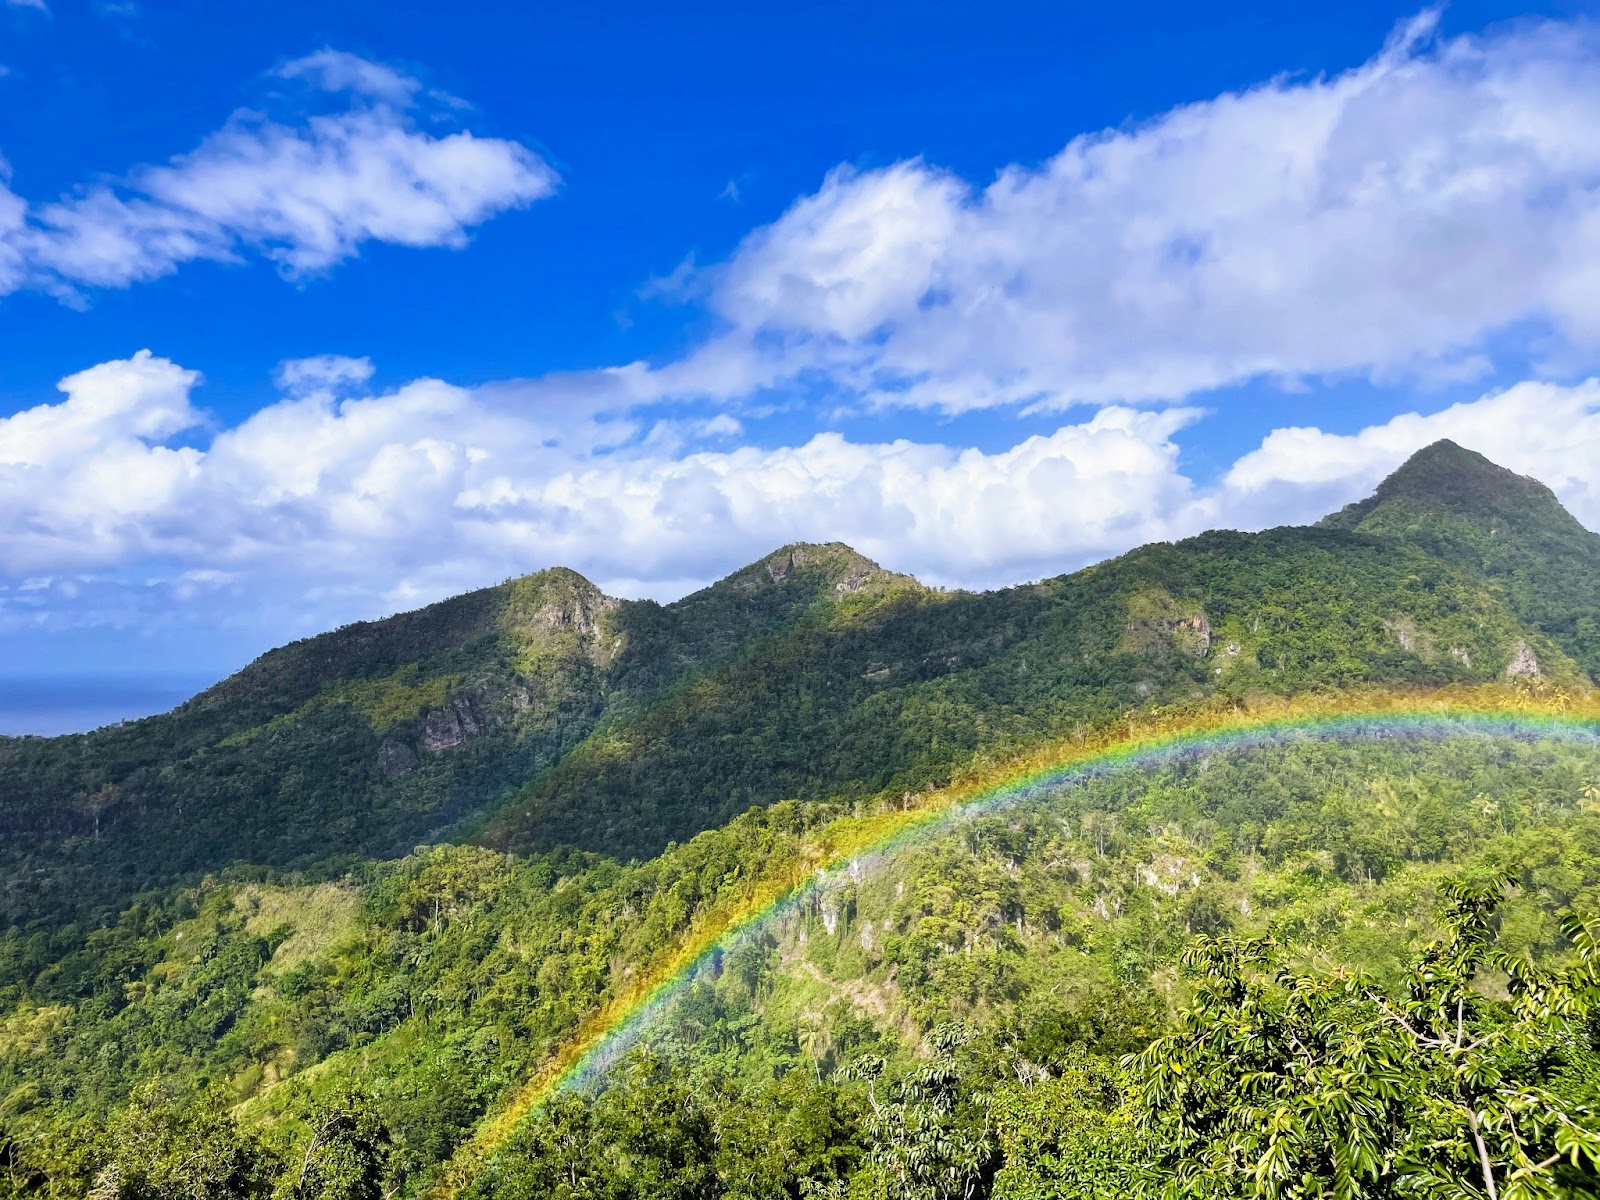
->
[420,694,487,753]
[1173,613,1212,656]
[1505,639,1541,679]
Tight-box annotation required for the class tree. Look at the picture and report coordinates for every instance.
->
[1131,874,1600,1199]
[711,1070,863,1200]
[1580,779,1600,812]
[277,1090,397,1200]
[990,1049,1141,1200]
[457,1092,602,1200]
[838,1024,995,1200]
[462,1056,721,1200]
[88,1091,274,1200]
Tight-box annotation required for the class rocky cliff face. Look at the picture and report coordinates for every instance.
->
[1505,640,1541,679]
[1120,588,1212,659]
[420,694,488,753]
[500,566,622,670]
[377,738,419,778]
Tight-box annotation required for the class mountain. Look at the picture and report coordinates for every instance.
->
[1322,439,1600,678]
[4,444,1600,1199]
[0,543,918,925]
[1,445,1593,929]
[481,522,1580,863]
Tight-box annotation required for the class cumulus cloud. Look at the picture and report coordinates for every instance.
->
[0,350,200,469]
[1225,378,1600,529]
[0,352,1207,601]
[4,351,1600,654]
[646,12,1600,412]
[0,50,554,298]
[0,352,203,573]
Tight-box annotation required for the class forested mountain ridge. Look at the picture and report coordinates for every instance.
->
[0,545,920,924]
[1322,438,1600,677]
[1,444,1595,928]
[4,443,1600,1198]
[481,522,1584,862]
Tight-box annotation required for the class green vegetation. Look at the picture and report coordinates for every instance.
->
[1324,439,1600,679]
[4,733,1600,1196]
[3,447,1597,932]
[0,547,924,925]
[489,524,1580,863]
[220,666,463,747]
[3,443,1600,1197]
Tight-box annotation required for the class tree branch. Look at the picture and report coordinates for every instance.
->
[1466,1107,1499,1200]
[1364,991,1451,1050]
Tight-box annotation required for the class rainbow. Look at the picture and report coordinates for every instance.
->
[432,686,1600,1195]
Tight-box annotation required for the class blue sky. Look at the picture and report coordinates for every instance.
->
[4,0,1600,730]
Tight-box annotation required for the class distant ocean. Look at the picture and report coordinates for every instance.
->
[0,676,214,736]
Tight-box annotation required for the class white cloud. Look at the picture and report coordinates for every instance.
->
[273,354,375,395]
[275,49,419,104]
[1224,378,1600,529]
[0,353,1208,608]
[0,350,200,469]
[5,0,49,12]
[647,12,1600,412]
[0,352,203,572]
[0,51,554,297]
[2,347,1600,663]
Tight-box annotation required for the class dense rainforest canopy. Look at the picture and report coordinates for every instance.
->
[4,441,1600,1198]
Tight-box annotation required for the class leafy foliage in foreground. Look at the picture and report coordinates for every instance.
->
[4,734,1600,1197]
[5,442,1600,1196]
[1134,878,1600,1199]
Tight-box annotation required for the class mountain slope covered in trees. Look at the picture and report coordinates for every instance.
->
[4,715,1599,1198]
[2,443,1593,928]
[3,442,1600,1199]
[1323,438,1600,679]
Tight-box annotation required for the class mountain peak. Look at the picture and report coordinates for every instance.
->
[1322,440,1581,533]
[500,565,619,651]
[1372,440,1560,512]
[1319,439,1600,681]
[713,541,925,599]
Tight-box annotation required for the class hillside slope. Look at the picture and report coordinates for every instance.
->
[4,714,1598,1199]
[1,445,1594,927]
[1322,439,1600,678]
[0,546,920,924]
